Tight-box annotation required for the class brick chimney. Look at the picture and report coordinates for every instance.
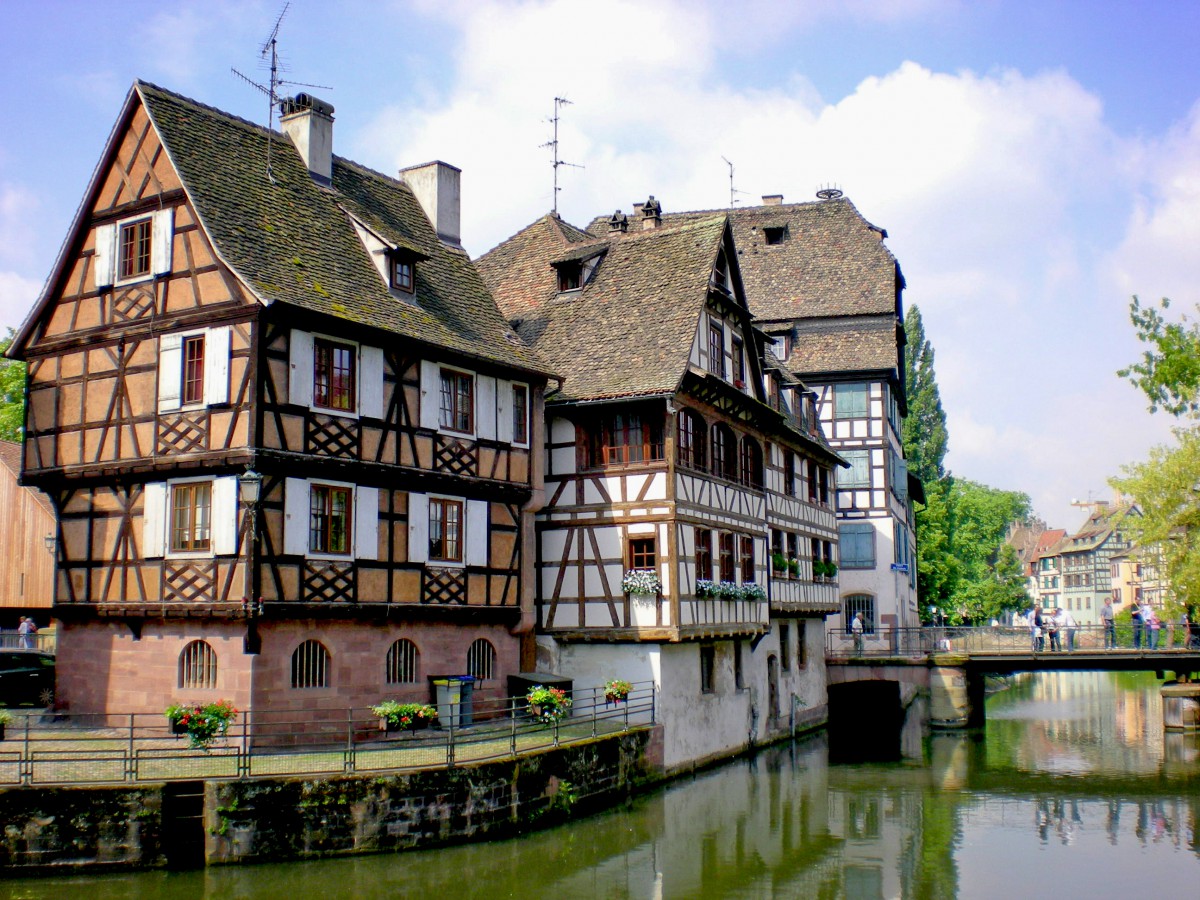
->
[400,161,462,248]
[279,93,335,186]
[762,194,783,206]
[639,196,662,230]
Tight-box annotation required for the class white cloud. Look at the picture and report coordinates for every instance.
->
[0,271,43,334]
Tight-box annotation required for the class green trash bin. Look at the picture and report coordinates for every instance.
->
[430,675,475,727]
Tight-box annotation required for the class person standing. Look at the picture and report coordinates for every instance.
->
[1101,598,1116,649]
[1063,608,1078,652]
[1132,603,1143,649]
[1031,605,1043,652]
[16,617,33,650]
[1146,606,1161,650]
[1047,608,1062,652]
[851,611,865,654]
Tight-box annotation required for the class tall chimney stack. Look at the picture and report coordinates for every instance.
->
[279,94,335,186]
[762,194,783,206]
[400,161,462,248]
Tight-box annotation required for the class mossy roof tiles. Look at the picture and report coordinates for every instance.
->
[138,82,549,376]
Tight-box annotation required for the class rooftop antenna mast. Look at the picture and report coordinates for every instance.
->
[721,156,751,207]
[541,97,583,215]
[231,2,331,184]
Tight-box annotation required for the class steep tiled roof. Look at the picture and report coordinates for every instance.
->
[137,82,549,375]
[785,315,899,378]
[479,216,729,402]
[592,198,901,321]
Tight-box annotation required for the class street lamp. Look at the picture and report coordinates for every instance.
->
[43,533,56,556]
[238,468,262,507]
[238,468,263,653]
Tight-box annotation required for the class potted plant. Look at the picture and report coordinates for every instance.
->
[164,700,237,750]
[622,570,661,596]
[0,709,10,741]
[696,579,717,599]
[771,552,787,576]
[826,561,838,580]
[812,560,828,580]
[526,684,571,724]
[741,584,767,602]
[372,700,439,733]
[604,679,632,704]
[787,558,800,579]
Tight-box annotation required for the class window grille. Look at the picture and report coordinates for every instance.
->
[291,639,330,688]
[386,638,419,684]
[466,638,495,681]
[844,594,876,635]
[179,640,217,689]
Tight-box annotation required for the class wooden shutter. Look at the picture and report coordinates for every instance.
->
[497,380,513,444]
[419,360,439,430]
[204,326,231,405]
[289,330,314,407]
[151,208,175,275]
[211,476,238,555]
[359,345,384,419]
[284,478,310,556]
[465,499,489,566]
[476,375,496,440]
[142,482,167,558]
[93,224,116,289]
[157,333,183,412]
[354,486,379,560]
[407,492,428,563]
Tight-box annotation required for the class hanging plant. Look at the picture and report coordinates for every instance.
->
[622,570,661,596]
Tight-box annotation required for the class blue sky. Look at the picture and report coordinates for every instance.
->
[3,0,1199,530]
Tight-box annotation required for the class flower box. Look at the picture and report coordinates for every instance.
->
[372,701,438,733]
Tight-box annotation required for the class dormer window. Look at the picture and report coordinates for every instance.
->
[763,226,787,245]
[711,253,730,294]
[390,257,414,293]
[558,262,582,292]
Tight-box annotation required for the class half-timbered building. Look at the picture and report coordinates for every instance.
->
[8,83,553,716]
[646,195,921,638]
[477,200,843,770]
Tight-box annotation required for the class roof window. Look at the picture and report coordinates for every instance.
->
[763,226,787,245]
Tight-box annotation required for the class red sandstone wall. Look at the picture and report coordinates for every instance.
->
[56,620,253,717]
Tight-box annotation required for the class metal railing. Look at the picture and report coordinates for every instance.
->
[827,624,1200,658]
[0,630,56,653]
[0,681,656,787]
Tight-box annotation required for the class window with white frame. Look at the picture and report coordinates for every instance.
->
[284,478,379,560]
[288,330,384,419]
[440,368,474,433]
[839,523,876,569]
[158,327,231,413]
[406,493,489,568]
[93,208,174,289]
[142,476,238,559]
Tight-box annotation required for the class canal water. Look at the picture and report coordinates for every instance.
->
[3,671,1199,899]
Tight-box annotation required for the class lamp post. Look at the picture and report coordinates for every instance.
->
[238,468,263,653]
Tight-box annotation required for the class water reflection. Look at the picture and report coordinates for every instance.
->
[3,673,1200,898]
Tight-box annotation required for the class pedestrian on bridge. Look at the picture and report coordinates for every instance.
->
[1132,605,1144,649]
[852,611,865,654]
[1146,606,1161,650]
[1047,609,1063,652]
[1031,606,1044,652]
[1101,599,1116,649]
[1062,609,1078,652]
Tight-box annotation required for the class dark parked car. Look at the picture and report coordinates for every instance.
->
[0,651,55,707]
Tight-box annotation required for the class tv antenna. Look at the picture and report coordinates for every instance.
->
[231,3,332,183]
[540,97,583,215]
[721,157,751,207]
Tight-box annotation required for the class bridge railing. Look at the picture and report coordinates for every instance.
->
[827,623,1200,657]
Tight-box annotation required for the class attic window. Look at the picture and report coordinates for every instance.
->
[763,226,787,245]
[119,217,153,280]
[390,258,414,293]
[558,262,582,292]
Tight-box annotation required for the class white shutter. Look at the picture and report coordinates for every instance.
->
[419,360,440,430]
[289,330,313,407]
[158,333,183,412]
[354,486,380,560]
[93,224,116,289]
[359,345,384,419]
[204,326,231,406]
[151,208,175,275]
[477,375,496,440]
[211,476,238,555]
[408,492,428,563]
[284,478,310,556]
[466,499,489,567]
[142,482,167,558]
[497,380,513,444]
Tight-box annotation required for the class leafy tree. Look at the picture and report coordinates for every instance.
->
[902,305,948,484]
[1118,296,1200,417]
[0,329,25,441]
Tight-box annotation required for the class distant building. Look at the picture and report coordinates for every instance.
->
[1022,527,1066,613]
[1058,502,1138,625]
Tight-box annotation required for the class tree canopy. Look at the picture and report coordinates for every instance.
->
[0,330,24,442]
